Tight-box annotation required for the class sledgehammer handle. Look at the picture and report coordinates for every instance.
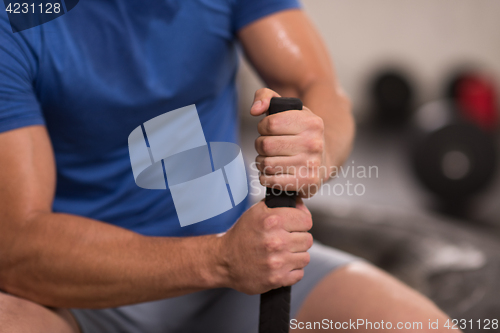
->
[259,97,303,333]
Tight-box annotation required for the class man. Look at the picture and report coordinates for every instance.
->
[0,0,451,332]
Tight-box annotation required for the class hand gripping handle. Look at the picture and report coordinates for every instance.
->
[259,97,303,333]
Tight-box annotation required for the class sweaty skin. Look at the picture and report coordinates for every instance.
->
[239,11,354,197]
[0,8,453,333]
[0,9,321,311]
[240,9,452,333]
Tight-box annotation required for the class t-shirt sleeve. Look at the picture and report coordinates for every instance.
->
[233,0,301,32]
[0,15,44,134]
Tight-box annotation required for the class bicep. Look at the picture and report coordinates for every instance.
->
[0,126,55,225]
[0,21,52,221]
[237,9,336,92]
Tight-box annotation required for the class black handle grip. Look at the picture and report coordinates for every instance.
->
[259,97,303,333]
[264,97,303,209]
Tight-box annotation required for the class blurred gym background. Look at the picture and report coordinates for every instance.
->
[238,0,500,330]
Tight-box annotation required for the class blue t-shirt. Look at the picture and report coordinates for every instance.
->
[0,0,300,237]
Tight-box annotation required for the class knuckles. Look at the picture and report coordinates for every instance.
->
[266,116,279,134]
[308,115,324,132]
[262,215,281,231]
[267,272,283,289]
[301,214,313,231]
[259,158,275,174]
[306,156,322,169]
[259,174,272,187]
[306,138,324,154]
[263,235,285,253]
[266,255,284,271]
[259,137,274,155]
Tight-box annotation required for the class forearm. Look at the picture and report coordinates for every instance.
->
[0,212,226,309]
[272,79,355,173]
[239,9,355,175]
[300,80,355,171]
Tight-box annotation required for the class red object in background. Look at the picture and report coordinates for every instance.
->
[456,74,498,131]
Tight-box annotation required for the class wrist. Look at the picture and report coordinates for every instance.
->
[201,233,230,289]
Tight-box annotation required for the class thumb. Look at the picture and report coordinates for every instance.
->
[250,88,281,116]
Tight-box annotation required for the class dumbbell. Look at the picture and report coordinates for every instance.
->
[410,100,498,212]
[369,69,415,127]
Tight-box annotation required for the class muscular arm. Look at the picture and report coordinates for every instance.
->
[0,126,227,308]
[0,126,311,309]
[0,8,337,310]
[239,9,354,174]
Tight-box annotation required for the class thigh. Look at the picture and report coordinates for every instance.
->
[0,291,79,333]
[71,242,357,333]
[295,261,450,332]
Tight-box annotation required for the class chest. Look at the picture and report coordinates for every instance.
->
[34,0,239,152]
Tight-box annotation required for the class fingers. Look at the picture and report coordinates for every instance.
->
[256,154,323,175]
[255,136,298,157]
[255,126,324,157]
[289,232,314,253]
[256,151,324,197]
[251,88,325,199]
[294,197,311,216]
[268,207,312,232]
[282,269,305,287]
[257,108,316,136]
[255,135,323,157]
[267,252,310,288]
[257,111,305,136]
[281,252,310,287]
[250,88,281,116]
[290,252,311,270]
[261,207,312,232]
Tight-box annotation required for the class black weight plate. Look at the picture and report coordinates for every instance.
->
[413,123,497,199]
